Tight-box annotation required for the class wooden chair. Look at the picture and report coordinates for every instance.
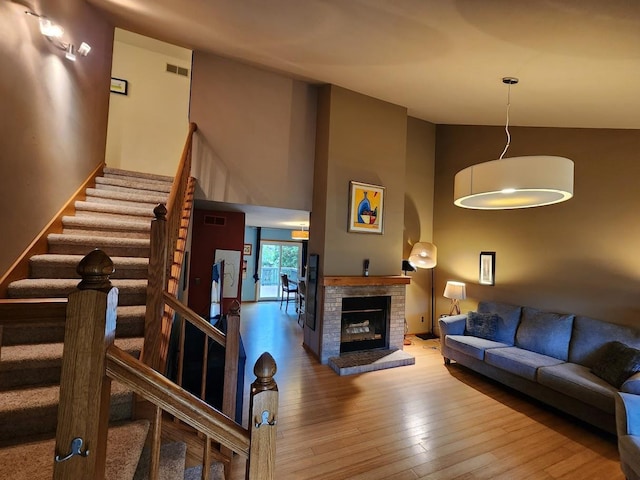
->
[297,279,306,326]
[280,274,298,311]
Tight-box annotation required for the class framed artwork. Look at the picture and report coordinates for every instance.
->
[479,251,496,286]
[348,181,385,234]
[243,243,252,255]
[110,77,128,95]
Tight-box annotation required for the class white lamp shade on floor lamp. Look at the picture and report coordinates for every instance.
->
[408,242,437,269]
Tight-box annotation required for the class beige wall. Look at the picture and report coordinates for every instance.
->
[0,0,113,275]
[304,85,408,356]
[189,52,316,212]
[106,30,191,177]
[434,125,640,327]
[404,117,436,334]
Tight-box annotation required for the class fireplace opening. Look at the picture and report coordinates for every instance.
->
[340,296,390,354]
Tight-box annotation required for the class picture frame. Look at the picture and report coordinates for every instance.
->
[348,181,385,234]
[110,77,128,95]
[243,244,252,256]
[479,251,496,286]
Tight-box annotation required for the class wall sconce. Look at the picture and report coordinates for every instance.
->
[444,281,466,316]
[25,11,91,62]
[291,226,309,240]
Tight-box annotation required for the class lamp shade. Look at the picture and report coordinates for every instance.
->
[408,242,437,269]
[291,230,309,240]
[443,281,466,300]
[454,156,574,210]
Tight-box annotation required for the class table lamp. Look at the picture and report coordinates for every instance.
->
[443,281,466,315]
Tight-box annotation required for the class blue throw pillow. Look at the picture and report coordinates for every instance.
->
[466,312,500,341]
[477,301,522,345]
[592,341,640,388]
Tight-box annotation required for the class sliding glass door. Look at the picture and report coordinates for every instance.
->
[258,241,302,300]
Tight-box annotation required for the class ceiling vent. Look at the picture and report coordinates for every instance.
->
[204,215,226,226]
[166,63,189,77]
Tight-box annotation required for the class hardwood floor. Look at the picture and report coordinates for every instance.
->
[229,301,623,480]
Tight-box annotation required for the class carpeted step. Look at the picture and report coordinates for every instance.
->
[62,215,151,239]
[184,463,226,480]
[47,233,150,257]
[96,175,173,194]
[0,419,150,480]
[2,305,146,346]
[134,442,187,480]
[0,380,134,446]
[104,166,174,184]
[86,187,167,207]
[75,200,156,222]
[7,278,147,306]
[0,337,143,389]
[30,254,149,279]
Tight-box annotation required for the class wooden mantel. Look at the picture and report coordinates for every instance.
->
[322,275,410,287]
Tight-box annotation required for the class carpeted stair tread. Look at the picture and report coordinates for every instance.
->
[62,215,151,238]
[134,442,187,480]
[75,200,156,220]
[86,187,168,205]
[47,233,150,257]
[7,278,147,306]
[96,176,173,194]
[104,166,174,184]
[0,337,143,389]
[30,254,149,279]
[0,381,134,445]
[0,419,150,480]
[2,305,145,346]
[184,463,226,480]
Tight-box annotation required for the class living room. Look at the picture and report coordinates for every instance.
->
[1,1,639,478]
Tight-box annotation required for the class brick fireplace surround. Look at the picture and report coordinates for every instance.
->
[320,276,410,364]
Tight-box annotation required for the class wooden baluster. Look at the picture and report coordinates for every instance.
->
[53,250,117,480]
[143,204,168,372]
[149,405,162,480]
[246,353,278,480]
[202,435,212,480]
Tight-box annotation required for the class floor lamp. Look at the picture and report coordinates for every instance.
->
[408,242,438,339]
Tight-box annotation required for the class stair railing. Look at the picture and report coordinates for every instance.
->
[53,250,278,480]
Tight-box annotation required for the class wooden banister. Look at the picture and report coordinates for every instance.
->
[106,345,251,456]
[53,250,117,480]
[162,292,226,347]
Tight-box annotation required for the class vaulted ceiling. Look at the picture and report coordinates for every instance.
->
[91,0,640,129]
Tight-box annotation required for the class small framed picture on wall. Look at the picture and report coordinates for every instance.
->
[479,251,496,285]
[243,244,252,256]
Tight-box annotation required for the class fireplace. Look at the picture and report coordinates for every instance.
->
[318,276,409,364]
[340,296,390,353]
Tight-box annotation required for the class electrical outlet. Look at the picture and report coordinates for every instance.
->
[421,316,424,322]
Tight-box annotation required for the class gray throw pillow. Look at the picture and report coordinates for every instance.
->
[592,341,640,388]
[466,312,500,341]
[477,301,522,345]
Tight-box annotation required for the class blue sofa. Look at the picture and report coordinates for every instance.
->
[616,392,640,479]
[439,301,640,434]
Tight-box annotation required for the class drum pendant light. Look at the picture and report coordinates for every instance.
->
[454,77,574,210]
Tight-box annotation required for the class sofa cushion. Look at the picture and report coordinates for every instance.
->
[445,335,509,361]
[623,372,640,395]
[477,301,522,345]
[515,307,574,361]
[485,346,564,381]
[591,341,640,388]
[465,312,500,341]
[569,316,640,367]
[538,362,617,413]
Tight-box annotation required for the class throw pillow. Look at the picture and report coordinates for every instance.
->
[477,301,522,345]
[465,311,500,341]
[592,341,640,388]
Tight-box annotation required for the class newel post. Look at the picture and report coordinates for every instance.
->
[143,204,168,372]
[246,352,278,480]
[53,250,118,480]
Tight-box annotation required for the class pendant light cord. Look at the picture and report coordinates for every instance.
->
[499,81,512,160]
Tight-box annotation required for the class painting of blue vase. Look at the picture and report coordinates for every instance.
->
[349,181,385,234]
